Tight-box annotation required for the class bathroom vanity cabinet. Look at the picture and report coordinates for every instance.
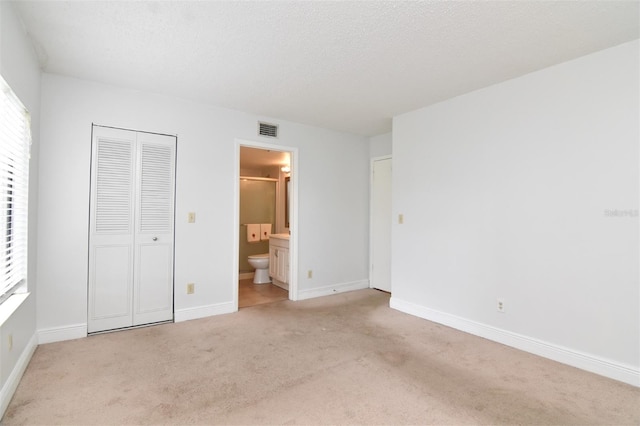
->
[269,234,289,290]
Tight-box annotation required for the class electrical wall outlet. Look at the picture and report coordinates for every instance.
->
[398,214,404,224]
[187,283,195,294]
[497,298,506,313]
[307,270,313,279]
[188,212,196,223]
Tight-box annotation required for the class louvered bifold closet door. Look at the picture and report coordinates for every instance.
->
[88,127,136,333]
[89,126,176,333]
[133,132,175,326]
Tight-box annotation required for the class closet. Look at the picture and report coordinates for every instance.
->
[88,125,176,333]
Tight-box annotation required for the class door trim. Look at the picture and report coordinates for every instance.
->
[233,139,299,310]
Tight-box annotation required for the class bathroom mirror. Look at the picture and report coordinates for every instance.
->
[285,176,290,229]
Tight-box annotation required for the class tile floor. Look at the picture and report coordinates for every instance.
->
[238,278,288,308]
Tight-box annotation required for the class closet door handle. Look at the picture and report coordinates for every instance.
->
[152,237,158,241]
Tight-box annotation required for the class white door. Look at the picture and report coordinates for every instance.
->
[88,126,175,333]
[371,157,392,292]
[133,132,176,326]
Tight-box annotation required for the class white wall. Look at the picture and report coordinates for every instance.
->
[36,73,370,336]
[369,132,392,158]
[0,1,40,416]
[391,40,639,386]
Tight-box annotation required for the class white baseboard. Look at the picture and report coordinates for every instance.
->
[37,304,239,340]
[390,297,640,387]
[297,280,370,301]
[38,323,87,344]
[175,301,236,322]
[0,333,37,418]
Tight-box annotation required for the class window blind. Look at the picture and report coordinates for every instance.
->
[0,75,31,304]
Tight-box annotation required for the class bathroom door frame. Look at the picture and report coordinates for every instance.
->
[233,138,299,309]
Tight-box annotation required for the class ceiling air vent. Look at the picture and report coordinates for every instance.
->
[258,122,278,138]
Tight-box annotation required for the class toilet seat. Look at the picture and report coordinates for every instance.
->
[247,253,271,284]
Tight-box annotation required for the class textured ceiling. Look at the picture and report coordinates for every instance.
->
[13,1,640,136]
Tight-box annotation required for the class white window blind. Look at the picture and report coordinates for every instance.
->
[0,75,31,304]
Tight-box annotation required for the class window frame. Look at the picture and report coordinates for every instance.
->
[0,75,31,305]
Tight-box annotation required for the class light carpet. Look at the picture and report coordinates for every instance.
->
[3,289,639,425]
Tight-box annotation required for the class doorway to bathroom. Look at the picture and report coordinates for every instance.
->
[238,177,286,307]
[234,141,298,309]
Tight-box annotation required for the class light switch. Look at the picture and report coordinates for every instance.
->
[398,214,404,224]
[188,212,196,223]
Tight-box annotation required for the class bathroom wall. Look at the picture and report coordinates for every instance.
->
[240,166,280,179]
[238,163,287,271]
[239,179,276,272]
[391,40,639,385]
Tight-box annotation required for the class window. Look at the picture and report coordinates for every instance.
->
[0,75,31,304]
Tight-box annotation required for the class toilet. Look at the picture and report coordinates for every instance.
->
[247,253,270,284]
